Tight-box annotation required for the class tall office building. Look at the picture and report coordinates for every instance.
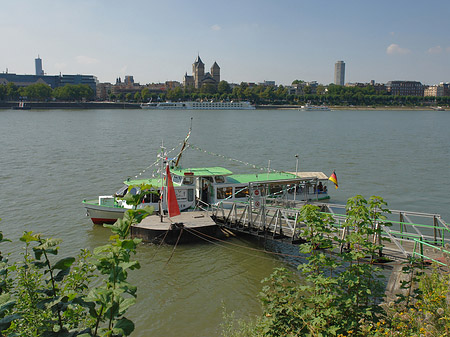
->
[334,60,345,86]
[35,56,44,75]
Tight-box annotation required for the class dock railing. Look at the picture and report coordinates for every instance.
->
[211,200,450,261]
[412,238,450,267]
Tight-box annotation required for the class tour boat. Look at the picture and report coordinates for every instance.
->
[83,128,330,225]
[299,103,330,111]
[83,164,330,225]
[432,106,445,111]
[140,101,255,110]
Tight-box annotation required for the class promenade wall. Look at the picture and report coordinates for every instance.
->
[0,101,141,109]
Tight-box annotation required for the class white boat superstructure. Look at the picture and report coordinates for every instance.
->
[300,103,330,111]
[141,101,255,110]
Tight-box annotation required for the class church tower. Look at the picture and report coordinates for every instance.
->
[211,61,220,84]
[192,55,205,89]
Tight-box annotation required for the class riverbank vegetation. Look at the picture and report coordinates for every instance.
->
[0,186,153,336]
[1,195,449,336]
[222,196,450,337]
[0,83,94,102]
[1,81,450,108]
[154,82,450,107]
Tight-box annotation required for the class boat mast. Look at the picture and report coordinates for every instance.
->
[174,117,193,167]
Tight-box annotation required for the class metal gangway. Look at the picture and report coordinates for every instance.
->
[211,199,450,262]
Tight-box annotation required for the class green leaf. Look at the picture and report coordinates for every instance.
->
[53,257,75,270]
[0,298,15,314]
[0,313,22,331]
[19,231,40,243]
[119,261,140,271]
[118,297,136,314]
[54,268,71,282]
[113,317,135,335]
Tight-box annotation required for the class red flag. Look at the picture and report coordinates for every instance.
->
[166,164,180,217]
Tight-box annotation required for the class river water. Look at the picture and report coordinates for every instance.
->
[0,108,449,336]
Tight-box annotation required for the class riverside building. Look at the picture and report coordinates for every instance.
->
[386,81,424,96]
[0,56,97,91]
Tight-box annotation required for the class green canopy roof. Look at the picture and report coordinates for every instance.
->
[171,167,233,177]
[226,172,299,184]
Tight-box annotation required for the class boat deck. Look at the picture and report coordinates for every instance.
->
[131,211,219,243]
[136,211,215,230]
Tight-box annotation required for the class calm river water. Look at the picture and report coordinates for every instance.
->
[0,108,449,336]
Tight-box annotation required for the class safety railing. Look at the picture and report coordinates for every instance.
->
[211,200,449,261]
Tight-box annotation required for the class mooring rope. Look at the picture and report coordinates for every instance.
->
[165,226,184,265]
[181,225,407,266]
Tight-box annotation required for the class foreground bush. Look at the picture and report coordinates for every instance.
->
[222,195,450,336]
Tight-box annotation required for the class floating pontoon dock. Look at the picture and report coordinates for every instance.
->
[131,211,220,244]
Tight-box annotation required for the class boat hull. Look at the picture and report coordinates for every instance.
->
[84,202,126,224]
[141,101,255,110]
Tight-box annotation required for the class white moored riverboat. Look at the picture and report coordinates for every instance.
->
[141,101,255,110]
[300,103,330,111]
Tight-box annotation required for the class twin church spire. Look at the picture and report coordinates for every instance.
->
[184,55,220,88]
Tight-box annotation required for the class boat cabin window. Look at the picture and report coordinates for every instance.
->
[234,186,249,198]
[188,189,194,201]
[172,175,183,184]
[128,187,138,195]
[142,191,160,203]
[204,177,214,183]
[268,184,283,196]
[114,185,128,197]
[214,176,225,184]
[182,177,194,185]
[217,187,233,200]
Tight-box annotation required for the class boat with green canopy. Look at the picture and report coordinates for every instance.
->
[83,128,330,225]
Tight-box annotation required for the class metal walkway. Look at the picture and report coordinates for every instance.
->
[211,200,449,262]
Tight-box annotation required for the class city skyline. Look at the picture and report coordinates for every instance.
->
[1,0,449,86]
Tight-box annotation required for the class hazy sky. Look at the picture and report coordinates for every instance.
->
[1,0,449,86]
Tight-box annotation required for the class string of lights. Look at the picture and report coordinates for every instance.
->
[187,143,285,173]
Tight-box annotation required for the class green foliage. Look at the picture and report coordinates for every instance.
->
[0,186,152,336]
[224,197,389,336]
[0,85,7,100]
[83,185,152,336]
[6,83,20,100]
[360,260,450,336]
[19,83,53,101]
[218,81,231,94]
[3,232,95,336]
[53,84,94,101]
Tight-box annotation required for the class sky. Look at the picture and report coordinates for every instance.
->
[1,0,449,86]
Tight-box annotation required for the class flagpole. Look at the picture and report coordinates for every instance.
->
[159,142,165,222]
[294,154,299,202]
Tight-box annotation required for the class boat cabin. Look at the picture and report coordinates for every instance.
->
[110,167,329,213]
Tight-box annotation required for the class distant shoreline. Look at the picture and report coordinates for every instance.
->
[0,101,446,111]
[0,101,141,109]
[257,104,447,111]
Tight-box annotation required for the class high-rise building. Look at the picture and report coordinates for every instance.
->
[334,61,345,86]
[35,56,44,76]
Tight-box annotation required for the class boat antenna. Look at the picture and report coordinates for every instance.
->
[174,117,193,167]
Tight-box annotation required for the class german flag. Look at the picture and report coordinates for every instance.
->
[329,171,338,189]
